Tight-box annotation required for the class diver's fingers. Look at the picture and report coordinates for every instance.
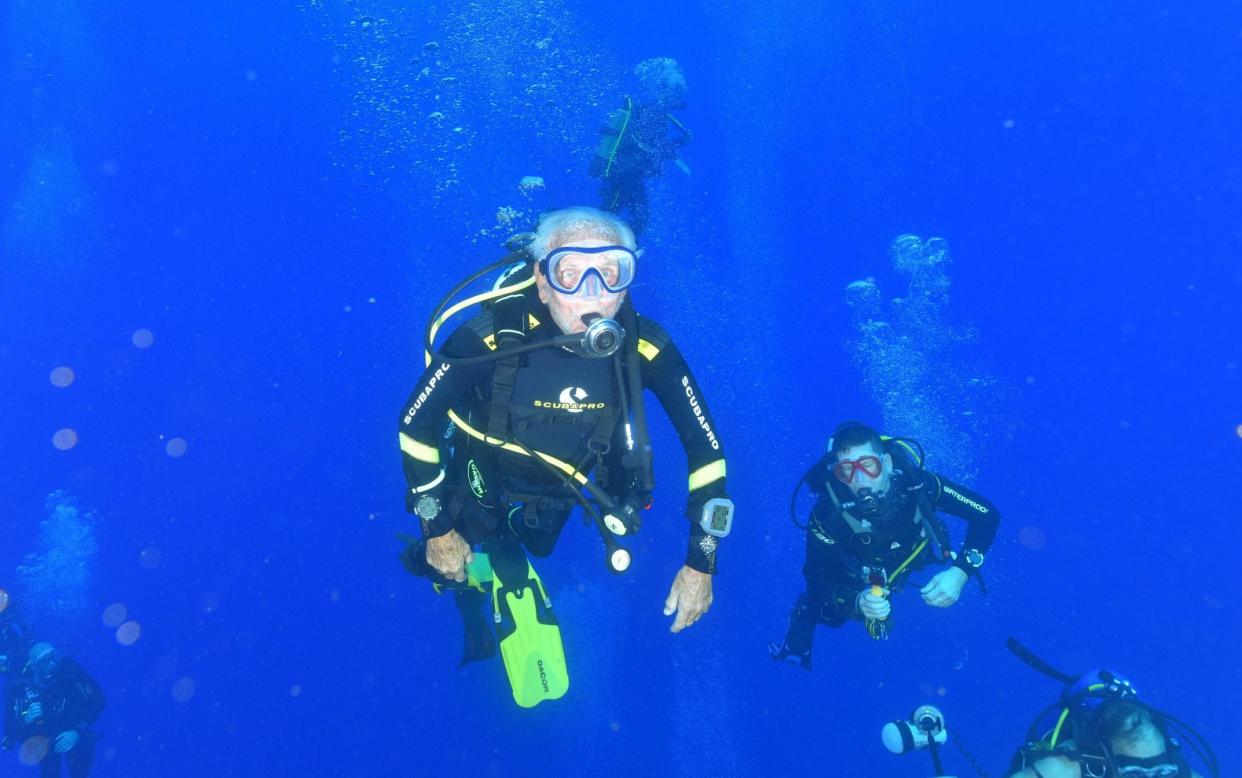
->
[428,555,454,578]
[920,579,936,595]
[670,604,691,633]
[431,554,466,582]
[663,587,679,617]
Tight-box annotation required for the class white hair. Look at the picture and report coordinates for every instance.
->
[530,207,636,261]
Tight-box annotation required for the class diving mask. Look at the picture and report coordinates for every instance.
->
[834,455,883,484]
[540,245,637,297]
[1113,754,1186,777]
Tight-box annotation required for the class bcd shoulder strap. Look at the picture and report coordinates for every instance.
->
[485,262,533,442]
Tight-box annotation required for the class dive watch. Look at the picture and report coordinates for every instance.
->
[415,493,442,522]
[698,497,735,538]
[961,548,984,570]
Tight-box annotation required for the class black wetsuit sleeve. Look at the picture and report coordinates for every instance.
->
[63,661,106,732]
[397,323,493,537]
[638,319,728,574]
[802,515,861,625]
[925,472,1001,576]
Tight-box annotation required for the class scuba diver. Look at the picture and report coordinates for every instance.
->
[769,421,1000,669]
[1006,639,1218,778]
[2,642,106,777]
[397,206,732,707]
[590,57,692,236]
[0,589,32,678]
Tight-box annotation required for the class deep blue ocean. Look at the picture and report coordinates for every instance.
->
[2,1,1239,776]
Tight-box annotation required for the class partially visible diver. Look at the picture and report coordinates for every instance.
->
[397,206,732,706]
[2,642,106,778]
[770,421,1000,669]
[590,57,692,235]
[1005,639,1217,778]
[0,589,32,678]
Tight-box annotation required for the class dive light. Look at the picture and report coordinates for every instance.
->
[882,705,957,777]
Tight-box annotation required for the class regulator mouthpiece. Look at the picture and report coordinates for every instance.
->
[576,314,624,358]
[857,487,880,515]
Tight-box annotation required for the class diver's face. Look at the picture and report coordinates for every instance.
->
[536,237,626,335]
[836,442,894,497]
[1111,729,1169,760]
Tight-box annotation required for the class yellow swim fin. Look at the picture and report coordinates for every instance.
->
[491,559,568,708]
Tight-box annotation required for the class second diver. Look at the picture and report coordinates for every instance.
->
[770,421,1000,669]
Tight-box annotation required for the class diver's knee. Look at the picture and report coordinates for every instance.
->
[523,533,560,557]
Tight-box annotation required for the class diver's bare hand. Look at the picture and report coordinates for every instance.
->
[664,566,713,633]
[426,530,472,583]
[921,566,968,607]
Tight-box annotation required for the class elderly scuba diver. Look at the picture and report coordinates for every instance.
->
[397,207,732,707]
[770,421,1000,669]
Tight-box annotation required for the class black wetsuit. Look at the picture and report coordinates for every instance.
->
[782,447,999,657]
[398,296,728,576]
[0,608,31,677]
[3,659,105,778]
[590,99,690,235]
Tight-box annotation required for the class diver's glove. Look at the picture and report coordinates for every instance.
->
[856,590,891,621]
[768,640,812,671]
[53,730,80,753]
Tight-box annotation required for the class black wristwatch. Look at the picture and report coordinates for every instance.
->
[415,494,443,536]
[415,494,441,521]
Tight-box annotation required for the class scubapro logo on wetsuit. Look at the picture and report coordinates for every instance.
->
[403,363,451,425]
[467,460,486,499]
[943,485,989,514]
[681,376,720,450]
[533,387,606,413]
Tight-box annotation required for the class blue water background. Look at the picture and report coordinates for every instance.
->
[2,1,1239,775]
